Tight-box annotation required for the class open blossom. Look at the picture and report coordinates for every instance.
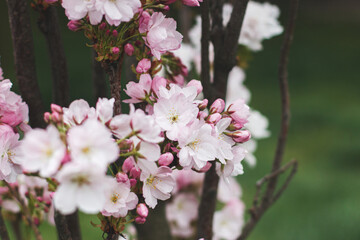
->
[54,162,112,214]
[217,177,242,203]
[19,125,66,178]
[124,74,152,104]
[62,0,103,25]
[101,178,138,217]
[96,98,114,124]
[63,99,96,126]
[245,110,270,139]
[214,118,235,164]
[0,124,22,182]
[0,79,29,127]
[140,12,183,60]
[99,0,141,26]
[67,119,119,170]
[166,193,198,229]
[140,164,175,208]
[178,121,218,169]
[154,91,198,141]
[130,108,164,143]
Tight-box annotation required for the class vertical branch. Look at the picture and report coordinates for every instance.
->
[92,50,107,101]
[37,5,70,106]
[6,0,45,128]
[197,1,249,239]
[54,211,72,240]
[65,211,82,240]
[238,0,299,239]
[10,214,23,240]
[0,208,10,240]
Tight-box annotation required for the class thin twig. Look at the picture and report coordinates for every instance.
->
[0,207,10,240]
[238,0,300,238]
[6,0,45,128]
[37,5,70,106]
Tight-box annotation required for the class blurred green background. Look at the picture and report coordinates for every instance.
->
[1,0,360,239]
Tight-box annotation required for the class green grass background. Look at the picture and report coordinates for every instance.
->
[0,0,360,239]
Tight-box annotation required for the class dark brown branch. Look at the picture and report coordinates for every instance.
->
[54,211,72,240]
[10,214,22,240]
[238,0,300,239]
[65,211,82,240]
[200,0,211,99]
[92,50,107,101]
[0,208,10,240]
[6,0,45,128]
[37,5,70,106]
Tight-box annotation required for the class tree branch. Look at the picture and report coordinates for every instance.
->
[37,5,70,106]
[54,210,72,240]
[0,208,10,240]
[238,0,300,238]
[65,211,82,240]
[92,50,107,101]
[200,0,211,99]
[6,0,45,128]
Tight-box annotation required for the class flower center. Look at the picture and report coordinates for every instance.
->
[71,175,90,186]
[167,108,179,124]
[111,193,120,204]
[189,138,200,151]
[146,176,161,189]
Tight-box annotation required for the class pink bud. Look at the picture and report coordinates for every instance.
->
[198,99,208,110]
[207,113,222,125]
[67,20,81,32]
[112,30,118,37]
[61,152,71,164]
[111,47,120,55]
[122,157,135,173]
[199,162,212,172]
[198,111,208,120]
[135,216,146,224]
[44,112,51,122]
[51,112,62,122]
[210,99,225,114]
[105,29,110,35]
[163,5,170,11]
[231,130,251,143]
[136,203,149,218]
[182,0,202,7]
[130,167,141,179]
[158,153,174,166]
[33,217,40,226]
[187,80,203,95]
[173,75,185,86]
[116,172,129,183]
[136,58,151,73]
[99,22,106,30]
[36,196,43,202]
[151,76,167,94]
[51,103,63,114]
[124,43,134,56]
[130,178,137,187]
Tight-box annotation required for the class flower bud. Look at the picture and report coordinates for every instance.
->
[198,99,208,111]
[136,58,151,73]
[124,43,134,56]
[158,153,174,166]
[135,216,146,224]
[130,179,137,187]
[99,22,106,30]
[198,111,208,120]
[116,172,129,183]
[199,162,212,172]
[207,113,222,125]
[36,196,43,202]
[112,30,118,37]
[210,99,225,114]
[119,139,133,152]
[111,47,120,55]
[130,167,141,179]
[51,112,62,123]
[151,76,167,95]
[122,157,135,173]
[230,130,251,143]
[187,80,203,95]
[44,112,51,123]
[51,103,63,114]
[136,203,149,218]
[33,217,40,226]
[67,20,81,32]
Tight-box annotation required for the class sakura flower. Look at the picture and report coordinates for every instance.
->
[158,83,198,102]
[166,193,198,229]
[154,92,198,141]
[172,169,204,193]
[242,139,257,167]
[178,121,218,169]
[99,0,141,26]
[130,108,164,143]
[217,177,242,203]
[227,98,250,128]
[96,98,114,124]
[19,125,65,178]
[62,0,103,25]
[124,74,152,104]
[213,118,235,164]
[226,67,251,106]
[140,165,175,208]
[132,137,161,162]
[54,162,112,214]
[0,124,22,182]
[109,114,132,139]
[67,119,119,170]
[140,12,183,60]
[63,99,96,126]
[101,178,138,217]
[245,110,270,139]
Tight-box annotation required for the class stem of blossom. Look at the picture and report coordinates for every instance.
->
[4,182,43,240]
[238,0,299,239]
[37,5,70,106]
[6,0,45,128]
[0,208,10,240]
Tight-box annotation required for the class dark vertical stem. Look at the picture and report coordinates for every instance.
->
[0,208,10,240]
[37,5,69,106]
[135,201,172,240]
[6,0,45,128]
[65,211,82,240]
[200,0,211,99]
[11,214,23,240]
[54,211,72,240]
[92,50,107,101]
[180,7,191,43]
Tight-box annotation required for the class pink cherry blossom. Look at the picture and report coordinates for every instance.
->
[63,99,96,126]
[166,193,198,229]
[99,0,141,26]
[182,0,203,7]
[227,98,250,128]
[140,12,183,60]
[96,98,114,124]
[136,58,151,74]
[130,108,164,143]
[124,74,152,103]
[62,0,103,25]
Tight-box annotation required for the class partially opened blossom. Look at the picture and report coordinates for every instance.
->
[110,114,132,139]
[140,165,175,208]
[96,98,114,124]
[213,118,235,164]
[62,0,103,25]
[54,162,112,214]
[227,98,250,128]
[0,124,22,182]
[67,119,119,170]
[124,74,152,104]
[141,12,183,60]
[101,178,138,217]
[130,108,164,143]
[99,0,141,26]
[20,125,66,178]
[63,99,96,126]
[132,137,161,162]
[182,0,203,7]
